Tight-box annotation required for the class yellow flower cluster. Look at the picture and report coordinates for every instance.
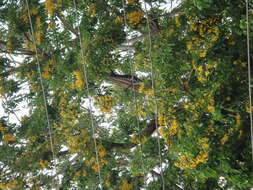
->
[67,129,91,154]
[115,17,123,23]
[130,134,146,144]
[74,170,88,178]
[95,95,113,114]
[158,115,167,126]
[192,60,217,83]
[98,144,107,157]
[187,17,220,59]
[39,160,49,168]
[85,156,108,173]
[42,65,50,79]
[0,124,7,131]
[127,11,144,25]
[159,117,179,145]
[220,135,228,145]
[138,82,154,95]
[6,40,13,53]
[127,0,136,5]
[73,71,85,89]
[88,3,97,17]
[35,17,43,45]
[174,151,208,169]
[119,180,133,190]
[0,180,19,189]
[45,0,57,17]
[3,133,16,143]
[175,16,181,27]
[198,137,209,150]
[233,60,247,67]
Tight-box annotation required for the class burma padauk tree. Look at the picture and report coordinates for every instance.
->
[0,0,253,189]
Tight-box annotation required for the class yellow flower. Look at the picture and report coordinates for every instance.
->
[39,160,49,168]
[35,30,43,45]
[88,3,96,17]
[127,11,144,25]
[45,0,57,17]
[73,71,85,89]
[95,95,113,114]
[235,114,241,126]
[175,16,181,27]
[115,17,123,23]
[42,65,50,79]
[127,0,136,5]
[186,41,193,50]
[199,50,207,57]
[207,105,215,113]
[168,119,178,136]
[98,144,107,157]
[120,180,133,190]
[220,135,228,145]
[158,115,167,126]
[30,8,38,15]
[3,133,16,143]
[35,17,43,28]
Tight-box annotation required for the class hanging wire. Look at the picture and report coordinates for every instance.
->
[143,2,165,189]
[24,0,56,166]
[121,0,145,178]
[246,0,253,162]
[72,0,103,189]
[25,1,61,189]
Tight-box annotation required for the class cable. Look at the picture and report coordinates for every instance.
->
[246,0,253,162]
[24,1,59,189]
[121,0,145,180]
[25,0,56,165]
[143,2,165,189]
[72,0,103,189]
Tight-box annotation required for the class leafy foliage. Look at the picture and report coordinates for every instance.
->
[0,0,253,189]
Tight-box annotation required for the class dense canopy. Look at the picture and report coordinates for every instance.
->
[0,0,253,189]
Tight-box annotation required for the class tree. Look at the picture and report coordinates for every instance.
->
[0,0,253,189]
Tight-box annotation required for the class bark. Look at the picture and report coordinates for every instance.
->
[107,72,142,91]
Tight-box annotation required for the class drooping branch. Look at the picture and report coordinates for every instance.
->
[0,40,36,56]
[107,72,142,91]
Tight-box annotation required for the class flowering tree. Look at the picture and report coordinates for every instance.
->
[0,0,253,189]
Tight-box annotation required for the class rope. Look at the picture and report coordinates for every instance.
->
[24,0,56,166]
[246,0,253,162]
[143,2,165,189]
[121,0,145,179]
[72,0,103,189]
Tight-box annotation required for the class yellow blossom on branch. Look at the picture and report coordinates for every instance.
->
[127,0,136,5]
[45,0,57,17]
[73,71,85,89]
[127,11,144,25]
[220,135,229,145]
[120,180,133,190]
[3,133,16,143]
[88,3,97,17]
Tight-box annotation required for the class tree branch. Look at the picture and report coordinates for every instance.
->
[56,12,78,36]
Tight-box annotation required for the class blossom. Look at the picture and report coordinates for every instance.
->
[88,3,96,17]
[127,11,144,25]
[120,180,133,190]
[3,133,16,143]
[127,0,136,5]
[73,71,85,89]
[39,160,49,168]
[207,105,215,113]
[220,135,228,145]
[45,0,57,17]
